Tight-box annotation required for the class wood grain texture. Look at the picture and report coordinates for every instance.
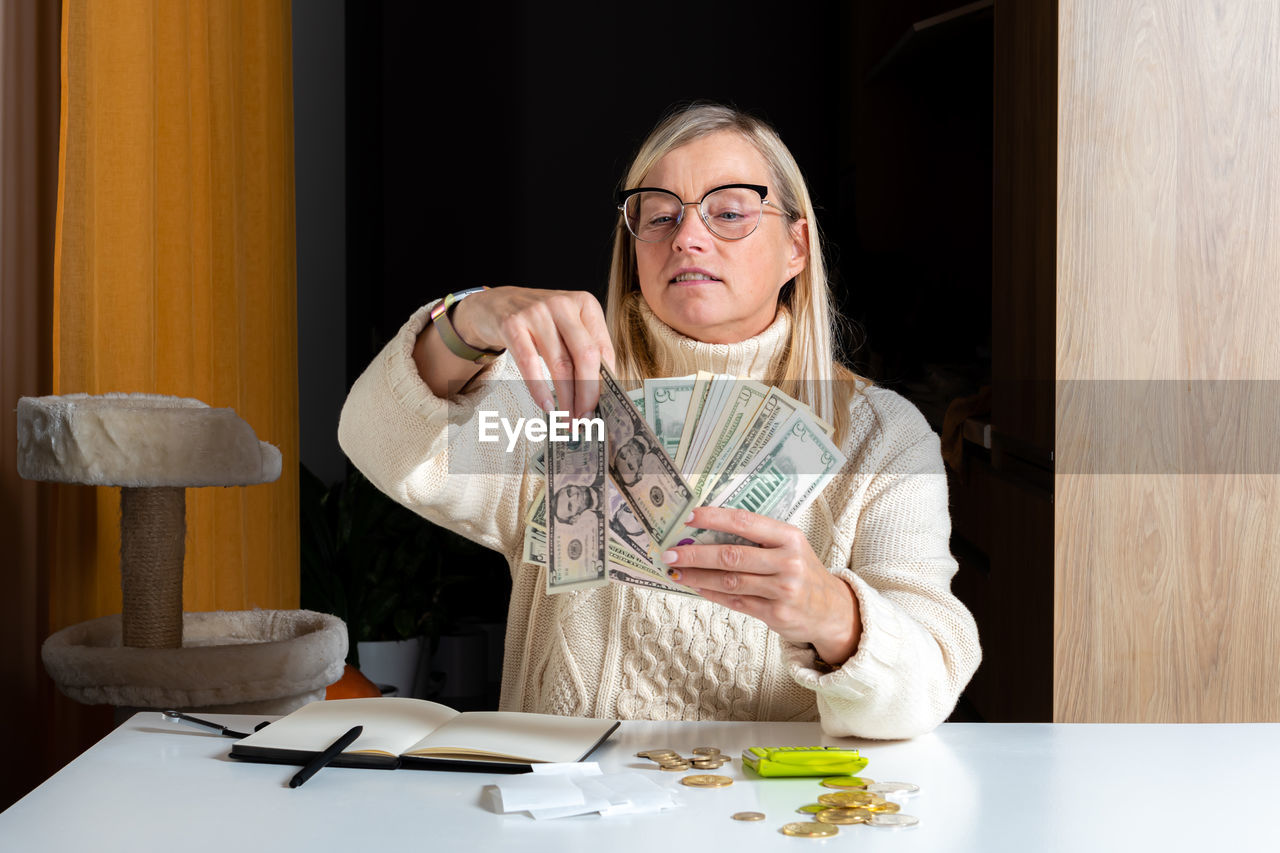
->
[1056,0,1280,721]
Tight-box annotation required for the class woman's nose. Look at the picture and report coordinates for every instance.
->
[670,204,712,251]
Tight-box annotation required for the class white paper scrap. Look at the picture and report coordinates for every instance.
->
[489,770,680,819]
[528,792,612,820]
[490,775,585,812]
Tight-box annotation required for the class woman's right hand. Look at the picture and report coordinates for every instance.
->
[447,286,617,418]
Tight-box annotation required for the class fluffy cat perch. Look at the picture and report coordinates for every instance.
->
[18,393,345,712]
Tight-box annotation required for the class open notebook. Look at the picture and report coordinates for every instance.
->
[230,697,620,773]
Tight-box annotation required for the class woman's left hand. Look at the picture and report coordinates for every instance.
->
[660,506,862,667]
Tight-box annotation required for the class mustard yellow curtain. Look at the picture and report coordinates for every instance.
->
[52,0,298,629]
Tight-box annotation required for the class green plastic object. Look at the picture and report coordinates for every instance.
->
[740,746,869,777]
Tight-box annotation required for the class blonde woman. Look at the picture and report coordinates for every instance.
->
[339,103,980,737]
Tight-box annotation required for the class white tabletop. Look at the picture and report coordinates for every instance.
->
[1,713,1276,852]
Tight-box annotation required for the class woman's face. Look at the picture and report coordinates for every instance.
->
[633,131,808,344]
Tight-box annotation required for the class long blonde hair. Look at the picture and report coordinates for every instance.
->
[605,102,869,446]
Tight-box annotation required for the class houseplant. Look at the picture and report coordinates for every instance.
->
[299,463,485,694]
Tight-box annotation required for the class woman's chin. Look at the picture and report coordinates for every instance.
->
[658,305,774,344]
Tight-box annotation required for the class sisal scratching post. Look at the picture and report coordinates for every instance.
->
[120,485,186,648]
[17,393,348,714]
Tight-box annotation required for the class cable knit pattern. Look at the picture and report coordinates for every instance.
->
[339,299,981,738]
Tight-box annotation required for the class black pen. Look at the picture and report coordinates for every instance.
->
[162,709,264,739]
[289,725,362,789]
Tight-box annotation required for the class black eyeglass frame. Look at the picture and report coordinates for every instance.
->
[616,183,788,242]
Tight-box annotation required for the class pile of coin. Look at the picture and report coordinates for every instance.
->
[728,776,921,836]
[636,746,730,772]
[637,747,921,835]
[784,778,920,833]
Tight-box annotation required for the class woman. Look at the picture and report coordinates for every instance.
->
[339,103,980,738]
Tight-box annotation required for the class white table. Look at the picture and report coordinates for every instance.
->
[2,713,1276,851]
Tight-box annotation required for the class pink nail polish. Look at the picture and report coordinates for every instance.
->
[684,512,696,524]
[660,550,677,564]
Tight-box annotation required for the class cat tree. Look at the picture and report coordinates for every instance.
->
[18,393,346,713]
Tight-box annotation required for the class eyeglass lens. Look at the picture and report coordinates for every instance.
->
[623,187,764,242]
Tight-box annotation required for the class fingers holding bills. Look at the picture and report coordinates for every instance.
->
[526,364,846,600]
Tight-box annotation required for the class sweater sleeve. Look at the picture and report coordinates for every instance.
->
[783,391,982,739]
[337,301,540,560]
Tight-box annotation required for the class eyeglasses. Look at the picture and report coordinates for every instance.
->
[617,183,788,242]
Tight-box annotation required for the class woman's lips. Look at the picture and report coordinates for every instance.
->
[670,270,722,285]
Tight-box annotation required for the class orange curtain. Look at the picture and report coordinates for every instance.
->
[52,0,298,629]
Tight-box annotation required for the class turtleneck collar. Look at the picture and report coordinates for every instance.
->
[636,297,792,380]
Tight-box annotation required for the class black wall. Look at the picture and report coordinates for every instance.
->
[344,2,848,382]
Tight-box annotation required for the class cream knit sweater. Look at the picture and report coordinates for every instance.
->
[339,298,981,738]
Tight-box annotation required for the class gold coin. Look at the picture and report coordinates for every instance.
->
[820,776,874,789]
[795,804,829,814]
[660,761,692,771]
[817,791,875,807]
[692,747,721,756]
[680,774,733,788]
[641,749,678,759]
[814,807,873,825]
[731,811,765,821]
[867,801,900,814]
[780,822,838,838]
[692,758,727,769]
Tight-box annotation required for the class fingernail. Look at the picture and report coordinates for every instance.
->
[660,550,678,565]
[666,568,682,582]
[540,397,554,411]
[684,512,696,524]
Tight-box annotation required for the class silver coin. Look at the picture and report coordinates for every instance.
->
[869,813,919,828]
[866,781,920,795]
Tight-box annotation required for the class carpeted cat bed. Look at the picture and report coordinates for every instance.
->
[42,610,347,713]
[17,392,282,486]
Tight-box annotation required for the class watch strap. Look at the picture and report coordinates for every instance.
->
[429,287,505,365]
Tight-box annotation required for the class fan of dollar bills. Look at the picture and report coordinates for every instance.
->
[523,365,846,596]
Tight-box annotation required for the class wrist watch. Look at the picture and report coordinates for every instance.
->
[429,287,506,365]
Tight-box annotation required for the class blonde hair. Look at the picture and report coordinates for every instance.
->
[605,102,870,446]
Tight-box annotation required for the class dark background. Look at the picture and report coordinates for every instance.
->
[296,0,1002,716]
[341,0,991,406]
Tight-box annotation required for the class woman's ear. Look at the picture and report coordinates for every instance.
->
[785,219,809,281]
